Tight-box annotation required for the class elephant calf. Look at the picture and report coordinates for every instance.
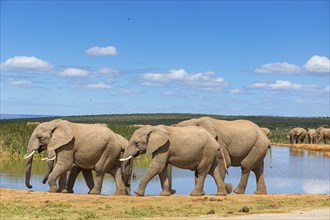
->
[120,125,231,196]
[24,119,132,195]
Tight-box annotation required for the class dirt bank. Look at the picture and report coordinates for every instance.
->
[1,188,329,219]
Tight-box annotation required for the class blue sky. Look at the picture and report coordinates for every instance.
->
[1,1,329,117]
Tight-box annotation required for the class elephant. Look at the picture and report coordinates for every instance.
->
[174,116,272,195]
[24,119,132,195]
[260,127,270,137]
[289,127,307,144]
[120,125,232,196]
[307,128,316,144]
[315,127,330,144]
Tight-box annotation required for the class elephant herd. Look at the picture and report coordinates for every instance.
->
[24,117,272,196]
[289,127,330,144]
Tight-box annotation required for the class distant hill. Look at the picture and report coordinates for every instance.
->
[0,114,55,120]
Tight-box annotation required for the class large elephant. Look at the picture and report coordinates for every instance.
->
[307,128,316,144]
[289,127,307,144]
[315,127,330,144]
[24,119,132,195]
[120,125,231,196]
[175,117,271,195]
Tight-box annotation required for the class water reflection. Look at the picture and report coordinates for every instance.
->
[0,146,329,195]
[289,148,305,157]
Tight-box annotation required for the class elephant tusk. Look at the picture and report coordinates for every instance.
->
[46,156,56,161]
[119,155,133,162]
[40,157,48,161]
[24,151,36,159]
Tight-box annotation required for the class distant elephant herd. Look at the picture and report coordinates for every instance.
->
[24,117,328,196]
[289,127,330,144]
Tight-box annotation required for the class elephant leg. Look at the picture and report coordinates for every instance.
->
[58,172,67,192]
[234,168,251,194]
[159,164,171,196]
[135,155,167,196]
[191,158,212,196]
[66,166,82,193]
[194,171,205,195]
[89,172,105,195]
[48,146,74,193]
[167,164,176,195]
[81,169,94,193]
[252,160,267,194]
[109,164,126,195]
[210,160,232,196]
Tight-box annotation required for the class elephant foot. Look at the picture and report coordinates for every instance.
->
[159,190,171,196]
[114,189,126,196]
[233,186,245,194]
[225,183,233,194]
[134,189,145,196]
[65,189,74,193]
[254,189,267,195]
[216,191,227,196]
[170,189,176,195]
[48,185,59,193]
[190,188,204,196]
[89,188,101,195]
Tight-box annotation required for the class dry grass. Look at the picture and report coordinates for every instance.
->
[1,188,329,219]
[273,143,330,157]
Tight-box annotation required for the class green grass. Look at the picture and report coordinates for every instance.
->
[0,113,329,156]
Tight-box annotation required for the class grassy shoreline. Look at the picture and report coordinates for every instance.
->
[1,188,329,219]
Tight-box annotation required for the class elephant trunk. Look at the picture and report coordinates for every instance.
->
[25,154,34,189]
[24,135,40,189]
[121,157,133,195]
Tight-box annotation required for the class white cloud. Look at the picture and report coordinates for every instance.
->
[269,80,302,90]
[1,56,53,72]
[250,82,268,89]
[230,89,241,94]
[163,91,177,96]
[58,68,89,77]
[97,67,119,76]
[9,79,32,87]
[119,89,141,95]
[144,69,187,82]
[86,82,112,90]
[142,69,227,91]
[303,55,330,73]
[254,55,330,75]
[85,46,117,56]
[250,80,302,91]
[255,62,301,74]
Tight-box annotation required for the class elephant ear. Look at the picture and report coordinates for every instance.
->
[146,126,169,154]
[47,120,74,158]
[197,118,219,140]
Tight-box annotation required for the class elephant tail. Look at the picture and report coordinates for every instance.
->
[268,144,272,168]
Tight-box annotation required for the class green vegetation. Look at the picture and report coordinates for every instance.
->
[0,114,329,156]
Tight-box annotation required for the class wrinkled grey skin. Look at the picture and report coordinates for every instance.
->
[315,127,330,144]
[25,119,131,195]
[121,125,231,196]
[307,128,316,144]
[175,117,272,195]
[289,127,307,144]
